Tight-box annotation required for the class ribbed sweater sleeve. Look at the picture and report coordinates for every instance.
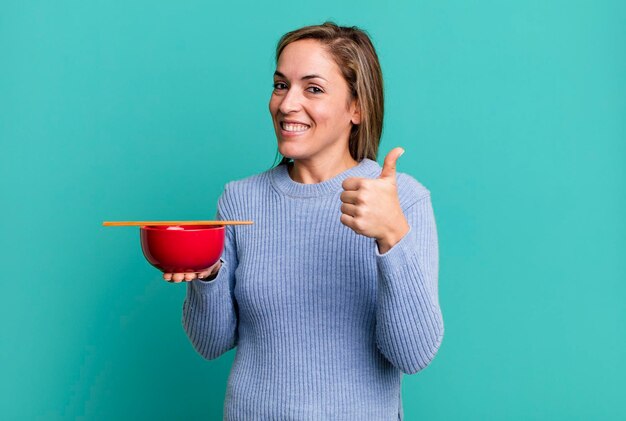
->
[182,185,239,360]
[374,193,444,374]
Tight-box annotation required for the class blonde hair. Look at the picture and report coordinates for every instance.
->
[272,21,384,166]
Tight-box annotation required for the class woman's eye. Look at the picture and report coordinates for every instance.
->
[272,83,322,94]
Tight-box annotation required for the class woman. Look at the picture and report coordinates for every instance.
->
[164,22,444,420]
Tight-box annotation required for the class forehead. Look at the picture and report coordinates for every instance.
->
[275,39,339,80]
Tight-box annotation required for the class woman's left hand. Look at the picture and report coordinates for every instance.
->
[340,147,410,254]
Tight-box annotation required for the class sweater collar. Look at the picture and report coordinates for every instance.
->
[270,158,381,198]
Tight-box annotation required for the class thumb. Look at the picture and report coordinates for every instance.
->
[379,147,405,180]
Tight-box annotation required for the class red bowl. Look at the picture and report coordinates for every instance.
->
[140,225,225,273]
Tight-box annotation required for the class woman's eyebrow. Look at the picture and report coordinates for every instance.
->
[273,71,327,82]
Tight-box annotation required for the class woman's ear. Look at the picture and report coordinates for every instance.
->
[351,100,361,125]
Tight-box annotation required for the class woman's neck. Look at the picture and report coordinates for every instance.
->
[287,155,359,184]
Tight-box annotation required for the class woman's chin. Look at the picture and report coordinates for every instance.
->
[277,144,303,159]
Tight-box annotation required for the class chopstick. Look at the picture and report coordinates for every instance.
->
[102,220,253,227]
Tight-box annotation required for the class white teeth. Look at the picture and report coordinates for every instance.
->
[282,122,310,132]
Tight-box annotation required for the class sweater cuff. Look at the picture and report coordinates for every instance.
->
[189,259,227,294]
[374,224,417,275]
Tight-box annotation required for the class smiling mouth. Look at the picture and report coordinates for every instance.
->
[280,122,310,132]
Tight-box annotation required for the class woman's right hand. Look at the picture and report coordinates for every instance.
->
[163,260,222,283]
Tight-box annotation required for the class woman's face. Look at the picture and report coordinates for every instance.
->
[269,39,360,163]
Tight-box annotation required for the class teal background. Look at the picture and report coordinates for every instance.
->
[1,0,624,419]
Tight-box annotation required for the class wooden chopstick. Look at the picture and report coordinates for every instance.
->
[102,220,253,227]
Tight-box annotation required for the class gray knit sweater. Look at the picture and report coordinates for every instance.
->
[182,158,444,420]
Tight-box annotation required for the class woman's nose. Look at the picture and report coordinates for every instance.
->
[278,88,302,114]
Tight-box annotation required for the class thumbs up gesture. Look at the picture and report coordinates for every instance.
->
[340,147,411,254]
